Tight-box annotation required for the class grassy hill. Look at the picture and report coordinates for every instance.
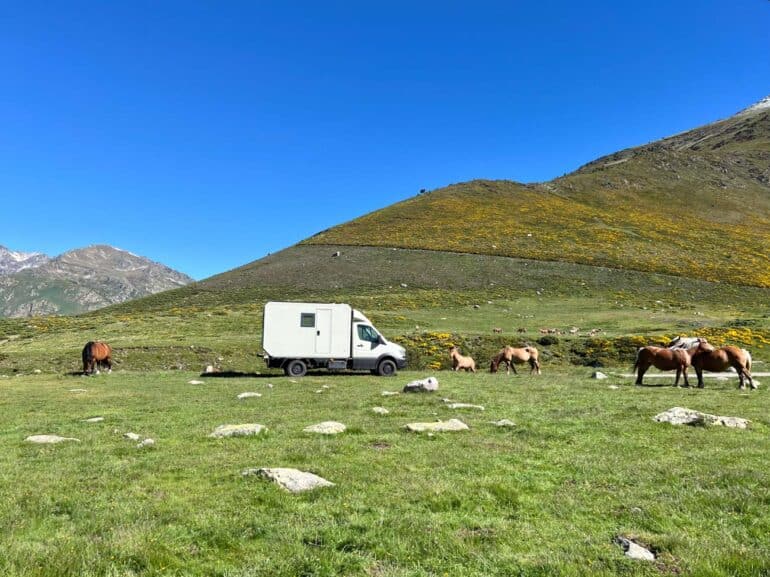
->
[305,106,770,288]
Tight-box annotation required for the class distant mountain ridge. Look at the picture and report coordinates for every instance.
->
[0,246,50,275]
[0,244,193,317]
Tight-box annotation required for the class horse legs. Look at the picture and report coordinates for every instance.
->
[682,366,690,388]
[674,368,681,387]
[695,366,705,388]
[510,361,518,375]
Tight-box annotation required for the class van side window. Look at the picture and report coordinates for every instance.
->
[300,313,315,328]
[357,325,379,343]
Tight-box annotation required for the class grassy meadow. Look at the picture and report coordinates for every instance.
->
[2,368,769,577]
[2,245,769,576]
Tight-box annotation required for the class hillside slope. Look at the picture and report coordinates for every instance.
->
[0,245,193,316]
[305,101,770,287]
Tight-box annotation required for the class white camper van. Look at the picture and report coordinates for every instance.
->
[262,302,407,377]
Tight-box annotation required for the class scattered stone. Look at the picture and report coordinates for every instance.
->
[592,371,608,379]
[315,389,324,394]
[303,421,346,435]
[400,283,408,288]
[381,391,400,396]
[321,384,330,389]
[137,438,155,448]
[446,403,485,410]
[653,407,750,429]
[372,407,390,415]
[237,392,262,400]
[83,417,104,423]
[403,376,439,393]
[615,536,656,561]
[69,389,87,393]
[608,385,619,390]
[123,432,141,441]
[267,383,274,388]
[188,380,204,385]
[25,434,80,444]
[204,365,216,373]
[209,424,268,438]
[491,419,516,428]
[33,369,42,374]
[473,304,481,309]
[405,419,469,433]
[243,467,335,493]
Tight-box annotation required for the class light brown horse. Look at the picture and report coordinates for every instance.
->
[490,346,541,375]
[690,340,755,390]
[634,345,695,386]
[449,346,476,372]
[82,341,113,375]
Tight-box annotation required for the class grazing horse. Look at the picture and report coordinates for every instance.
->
[449,346,476,373]
[82,341,113,375]
[490,346,541,375]
[690,341,755,390]
[634,345,695,387]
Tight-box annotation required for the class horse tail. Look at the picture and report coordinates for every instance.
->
[743,349,752,372]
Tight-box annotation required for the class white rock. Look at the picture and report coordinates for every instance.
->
[243,467,335,493]
[608,385,619,390]
[33,369,42,374]
[204,365,216,374]
[403,376,439,393]
[123,432,141,441]
[303,421,346,435]
[188,380,205,385]
[653,407,750,429]
[616,537,655,561]
[491,419,516,428]
[137,438,155,448]
[405,419,469,433]
[25,434,80,444]
[372,407,390,415]
[209,424,268,438]
[381,391,400,396]
[83,417,104,423]
[69,389,88,393]
[237,392,262,400]
[315,389,324,394]
[266,383,274,388]
[446,403,484,410]
[592,371,608,379]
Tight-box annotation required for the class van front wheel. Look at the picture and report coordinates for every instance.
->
[285,359,307,377]
[377,359,397,377]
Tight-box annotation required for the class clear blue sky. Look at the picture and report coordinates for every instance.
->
[1,1,768,280]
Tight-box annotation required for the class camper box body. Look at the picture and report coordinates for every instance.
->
[262,301,406,377]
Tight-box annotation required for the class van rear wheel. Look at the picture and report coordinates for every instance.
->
[377,359,397,377]
[285,359,307,377]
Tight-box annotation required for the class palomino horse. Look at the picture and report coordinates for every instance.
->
[449,346,476,372]
[634,345,696,387]
[690,340,755,390]
[82,341,113,375]
[490,346,541,375]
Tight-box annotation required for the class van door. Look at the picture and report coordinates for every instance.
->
[315,308,332,354]
[352,323,384,369]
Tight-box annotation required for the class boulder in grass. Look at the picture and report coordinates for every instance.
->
[491,419,516,428]
[25,435,80,444]
[446,403,484,411]
[209,424,268,438]
[405,418,469,433]
[243,467,335,493]
[403,376,439,393]
[616,536,656,561]
[654,407,750,429]
[237,392,262,400]
[303,421,346,435]
[372,407,390,415]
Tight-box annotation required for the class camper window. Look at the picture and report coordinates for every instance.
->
[300,313,315,328]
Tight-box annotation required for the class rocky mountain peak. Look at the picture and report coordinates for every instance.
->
[0,245,50,275]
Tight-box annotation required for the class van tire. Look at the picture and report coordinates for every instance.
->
[377,359,397,377]
[285,359,307,377]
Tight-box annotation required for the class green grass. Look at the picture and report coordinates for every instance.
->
[2,369,769,576]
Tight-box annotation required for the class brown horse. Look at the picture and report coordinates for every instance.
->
[490,346,541,375]
[634,345,694,386]
[690,341,755,390]
[449,346,476,372]
[82,341,113,375]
